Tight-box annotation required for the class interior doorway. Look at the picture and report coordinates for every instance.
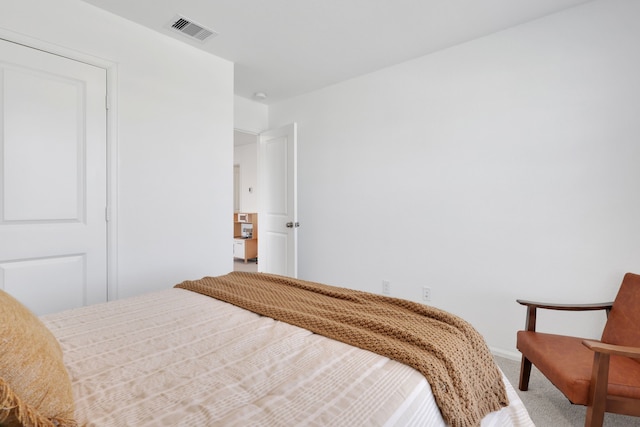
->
[233,124,298,277]
[233,130,258,272]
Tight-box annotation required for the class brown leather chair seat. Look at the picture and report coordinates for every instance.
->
[517,331,640,405]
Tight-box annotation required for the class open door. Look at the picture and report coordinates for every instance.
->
[257,123,297,277]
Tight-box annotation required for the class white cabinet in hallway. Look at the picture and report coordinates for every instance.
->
[233,238,257,263]
[233,213,258,263]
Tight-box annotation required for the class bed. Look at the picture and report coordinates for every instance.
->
[1,272,533,427]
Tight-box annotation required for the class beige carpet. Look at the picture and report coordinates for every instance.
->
[494,356,640,426]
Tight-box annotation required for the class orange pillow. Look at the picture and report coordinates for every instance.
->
[0,289,76,426]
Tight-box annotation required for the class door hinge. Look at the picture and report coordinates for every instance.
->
[105,95,110,111]
[105,206,111,222]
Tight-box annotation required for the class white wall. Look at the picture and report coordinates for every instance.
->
[235,95,268,134]
[0,0,234,299]
[234,137,259,213]
[269,0,640,356]
[233,95,267,213]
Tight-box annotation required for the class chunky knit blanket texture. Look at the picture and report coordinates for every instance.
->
[176,272,507,427]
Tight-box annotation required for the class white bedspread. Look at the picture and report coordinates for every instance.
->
[42,288,533,426]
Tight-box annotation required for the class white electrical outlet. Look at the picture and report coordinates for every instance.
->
[422,287,431,301]
[382,280,391,295]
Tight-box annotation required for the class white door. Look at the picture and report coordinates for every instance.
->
[0,39,107,315]
[258,123,297,277]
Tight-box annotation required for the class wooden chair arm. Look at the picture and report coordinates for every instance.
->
[582,340,640,360]
[581,339,640,424]
[516,299,613,311]
[516,299,614,332]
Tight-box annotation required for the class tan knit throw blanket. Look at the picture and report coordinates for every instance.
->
[175,272,507,427]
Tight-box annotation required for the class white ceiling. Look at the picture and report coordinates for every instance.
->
[82,0,592,105]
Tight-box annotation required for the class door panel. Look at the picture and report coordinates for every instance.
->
[3,66,83,221]
[0,255,86,315]
[264,231,288,276]
[0,39,107,315]
[265,137,287,213]
[258,123,297,277]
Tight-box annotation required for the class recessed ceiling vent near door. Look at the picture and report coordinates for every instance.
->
[169,16,218,42]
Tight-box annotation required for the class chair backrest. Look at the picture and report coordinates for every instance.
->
[601,272,640,350]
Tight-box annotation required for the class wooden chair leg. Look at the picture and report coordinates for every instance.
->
[519,355,532,391]
[585,352,609,427]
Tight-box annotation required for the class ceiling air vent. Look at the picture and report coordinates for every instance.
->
[169,16,217,42]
